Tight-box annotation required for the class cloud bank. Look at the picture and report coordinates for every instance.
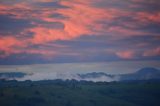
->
[0,0,160,64]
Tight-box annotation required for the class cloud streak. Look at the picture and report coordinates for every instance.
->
[0,0,160,64]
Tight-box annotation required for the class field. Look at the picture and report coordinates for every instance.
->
[0,80,160,106]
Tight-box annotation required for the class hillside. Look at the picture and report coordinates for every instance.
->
[0,80,160,106]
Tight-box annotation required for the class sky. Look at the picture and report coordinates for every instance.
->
[0,0,160,74]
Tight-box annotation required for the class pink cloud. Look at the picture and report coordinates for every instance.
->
[116,51,136,59]
[143,47,160,57]
[136,12,160,23]
[0,36,27,57]
[0,0,160,60]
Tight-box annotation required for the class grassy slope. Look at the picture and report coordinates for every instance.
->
[0,81,160,106]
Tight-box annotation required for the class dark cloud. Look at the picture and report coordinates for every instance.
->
[49,13,68,19]
[0,53,48,65]
[130,0,160,12]
[0,0,23,5]
[33,20,64,29]
[93,0,131,10]
[35,1,68,9]
[0,15,33,36]
[93,0,160,12]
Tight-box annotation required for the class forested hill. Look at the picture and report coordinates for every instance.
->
[0,80,160,106]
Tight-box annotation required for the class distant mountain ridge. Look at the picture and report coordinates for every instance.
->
[77,72,117,82]
[78,72,114,79]
[119,67,160,81]
[78,67,160,81]
[0,72,27,80]
[0,67,160,82]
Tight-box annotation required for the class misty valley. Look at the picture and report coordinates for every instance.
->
[0,67,160,106]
